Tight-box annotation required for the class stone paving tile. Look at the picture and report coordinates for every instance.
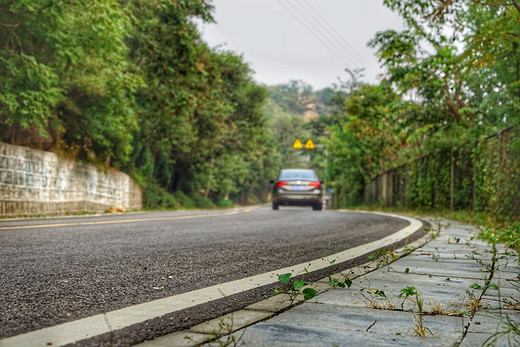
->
[406,250,494,263]
[388,257,489,278]
[479,297,520,311]
[459,332,520,347]
[481,285,520,301]
[136,332,212,347]
[467,309,520,334]
[214,304,465,347]
[310,272,482,313]
[189,309,274,335]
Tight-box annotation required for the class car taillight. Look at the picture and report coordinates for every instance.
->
[309,182,321,189]
[276,181,288,188]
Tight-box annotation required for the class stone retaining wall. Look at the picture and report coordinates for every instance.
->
[0,142,142,218]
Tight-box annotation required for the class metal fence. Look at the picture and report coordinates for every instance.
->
[364,126,520,219]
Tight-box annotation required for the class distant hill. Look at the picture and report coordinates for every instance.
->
[266,80,335,121]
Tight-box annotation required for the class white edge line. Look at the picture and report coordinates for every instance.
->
[0,211,422,347]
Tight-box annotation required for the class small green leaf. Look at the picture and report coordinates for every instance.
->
[404,268,410,274]
[470,283,485,290]
[488,284,499,290]
[368,253,376,260]
[279,273,292,283]
[345,279,353,288]
[302,288,318,300]
[293,280,305,290]
[399,286,416,298]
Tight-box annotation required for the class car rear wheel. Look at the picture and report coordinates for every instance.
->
[272,202,279,210]
[313,203,322,211]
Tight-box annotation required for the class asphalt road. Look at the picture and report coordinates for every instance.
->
[0,206,424,345]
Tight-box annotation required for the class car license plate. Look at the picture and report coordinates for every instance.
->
[292,185,305,190]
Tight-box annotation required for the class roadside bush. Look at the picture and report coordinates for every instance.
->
[142,182,179,210]
[173,191,196,209]
[217,199,234,208]
[192,195,215,209]
[479,221,520,252]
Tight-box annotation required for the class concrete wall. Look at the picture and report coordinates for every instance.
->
[0,142,142,218]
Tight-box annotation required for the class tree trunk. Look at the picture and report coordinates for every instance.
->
[450,149,455,211]
[204,157,214,198]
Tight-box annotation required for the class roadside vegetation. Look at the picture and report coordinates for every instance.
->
[318,1,520,252]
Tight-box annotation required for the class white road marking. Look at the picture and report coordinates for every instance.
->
[0,211,422,347]
[0,209,252,230]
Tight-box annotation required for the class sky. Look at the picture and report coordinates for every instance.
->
[197,0,405,90]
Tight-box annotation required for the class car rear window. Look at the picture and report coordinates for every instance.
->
[279,170,317,180]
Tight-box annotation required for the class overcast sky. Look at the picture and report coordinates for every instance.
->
[198,0,405,90]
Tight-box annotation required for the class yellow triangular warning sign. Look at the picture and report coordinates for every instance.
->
[305,139,315,149]
[292,139,303,149]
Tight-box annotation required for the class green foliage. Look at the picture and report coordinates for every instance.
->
[0,53,63,136]
[192,195,215,209]
[325,1,520,230]
[268,80,314,115]
[173,191,196,209]
[142,181,179,210]
[125,0,274,205]
[274,268,318,304]
[326,82,407,206]
[373,0,520,129]
[399,286,417,299]
[1,0,140,165]
[216,199,234,208]
[327,272,353,289]
[479,222,520,251]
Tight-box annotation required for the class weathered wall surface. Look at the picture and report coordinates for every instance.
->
[0,142,142,217]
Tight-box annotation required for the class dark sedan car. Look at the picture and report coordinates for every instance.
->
[271,169,323,210]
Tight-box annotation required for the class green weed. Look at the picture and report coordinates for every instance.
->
[274,266,319,305]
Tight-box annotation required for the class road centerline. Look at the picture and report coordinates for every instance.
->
[0,211,423,347]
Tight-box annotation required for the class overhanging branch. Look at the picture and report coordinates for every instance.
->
[511,0,520,14]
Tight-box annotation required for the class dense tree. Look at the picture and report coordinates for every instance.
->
[324,0,520,207]
[0,0,139,165]
[370,0,520,134]
[326,83,407,205]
